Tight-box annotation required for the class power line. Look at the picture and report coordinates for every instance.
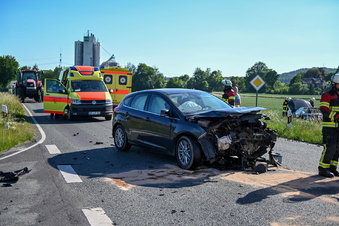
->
[101,46,112,57]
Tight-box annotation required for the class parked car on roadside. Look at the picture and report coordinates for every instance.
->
[112,88,277,170]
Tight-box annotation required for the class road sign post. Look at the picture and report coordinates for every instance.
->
[250,75,265,107]
[2,105,9,130]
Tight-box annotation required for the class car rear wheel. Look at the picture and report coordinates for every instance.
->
[176,136,202,170]
[114,125,131,151]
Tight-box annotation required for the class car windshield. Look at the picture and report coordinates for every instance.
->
[168,92,231,114]
[71,80,107,92]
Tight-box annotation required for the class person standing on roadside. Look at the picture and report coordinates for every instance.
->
[234,86,241,107]
[222,79,235,106]
[318,73,339,178]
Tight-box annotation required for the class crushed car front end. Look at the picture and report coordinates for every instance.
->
[187,107,277,170]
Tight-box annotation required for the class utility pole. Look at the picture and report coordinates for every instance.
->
[59,49,62,68]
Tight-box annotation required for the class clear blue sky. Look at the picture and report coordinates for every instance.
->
[1,0,338,77]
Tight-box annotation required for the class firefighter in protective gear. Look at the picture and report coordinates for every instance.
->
[282,97,291,116]
[222,79,235,106]
[318,73,339,178]
[310,97,315,107]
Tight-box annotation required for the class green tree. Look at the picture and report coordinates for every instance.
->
[166,77,184,88]
[230,76,246,92]
[179,74,190,86]
[186,77,196,89]
[206,70,223,92]
[132,63,165,91]
[41,67,62,80]
[289,73,303,86]
[0,55,19,88]
[272,81,289,94]
[20,65,32,70]
[264,69,279,91]
[191,68,209,91]
[289,82,307,94]
[308,83,316,95]
[303,68,324,79]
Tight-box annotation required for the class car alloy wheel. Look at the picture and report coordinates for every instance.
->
[176,136,202,170]
[114,125,131,151]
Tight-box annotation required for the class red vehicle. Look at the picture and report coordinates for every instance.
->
[14,69,43,102]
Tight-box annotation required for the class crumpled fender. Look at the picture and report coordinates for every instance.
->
[197,132,217,160]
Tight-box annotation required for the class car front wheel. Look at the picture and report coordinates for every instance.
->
[176,136,202,170]
[113,125,131,151]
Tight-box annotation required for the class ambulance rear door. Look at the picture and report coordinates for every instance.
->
[103,71,132,106]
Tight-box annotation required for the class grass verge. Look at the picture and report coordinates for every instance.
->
[0,93,35,153]
[264,109,322,144]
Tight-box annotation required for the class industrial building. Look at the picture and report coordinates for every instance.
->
[74,31,100,67]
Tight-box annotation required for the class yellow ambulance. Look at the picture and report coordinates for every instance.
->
[43,66,113,121]
[100,66,132,107]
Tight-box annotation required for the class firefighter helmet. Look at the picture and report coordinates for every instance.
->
[331,73,339,84]
[222,79,232,86]
[310,97,315,102]
[285,97,291,101]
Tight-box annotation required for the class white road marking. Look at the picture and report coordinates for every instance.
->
[82,208,113,226]
[46,144,62,154]
[0,104,46,161]
[57,165,82,183]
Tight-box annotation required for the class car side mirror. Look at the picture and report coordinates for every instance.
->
[109,89,114,94]
[160,109,170,117]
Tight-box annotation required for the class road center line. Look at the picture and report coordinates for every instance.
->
[82,207,114,226]
[46,144,62,154]
[57,165,83,183]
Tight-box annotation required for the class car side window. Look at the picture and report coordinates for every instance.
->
[130,93,148,110]
[123,95,133,107]
[148,94,169,114]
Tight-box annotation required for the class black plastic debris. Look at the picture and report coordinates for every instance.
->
[0,167,30,182]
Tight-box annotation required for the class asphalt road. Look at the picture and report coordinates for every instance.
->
[0,100,338,226]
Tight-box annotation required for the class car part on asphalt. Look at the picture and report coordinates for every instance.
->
[0,167,30,182]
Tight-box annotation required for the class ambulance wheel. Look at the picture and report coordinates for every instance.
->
[67,108,74,121]
[50,113,54,119]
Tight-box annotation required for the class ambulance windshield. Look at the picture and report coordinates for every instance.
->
[71,80,107,92]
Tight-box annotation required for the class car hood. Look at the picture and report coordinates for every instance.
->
[186,107,266,121]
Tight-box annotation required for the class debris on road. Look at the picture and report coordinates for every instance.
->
[0,167,30,182]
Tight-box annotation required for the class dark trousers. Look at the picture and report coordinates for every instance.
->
[319,127,339,169]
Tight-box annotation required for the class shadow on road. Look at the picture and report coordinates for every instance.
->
[47,146,221,189]
[236,174,339,204]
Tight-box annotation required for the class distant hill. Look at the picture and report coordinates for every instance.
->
[278,67,337,84]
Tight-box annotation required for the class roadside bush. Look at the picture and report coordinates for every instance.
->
[0,93,34,152]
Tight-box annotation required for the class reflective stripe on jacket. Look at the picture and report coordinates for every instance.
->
[320,89,339,128]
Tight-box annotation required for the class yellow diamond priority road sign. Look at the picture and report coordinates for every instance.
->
[250,75,265,91]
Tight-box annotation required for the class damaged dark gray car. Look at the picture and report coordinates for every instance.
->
[112,89,277,170]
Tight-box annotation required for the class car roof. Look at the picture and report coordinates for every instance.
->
[131,88,207,95]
